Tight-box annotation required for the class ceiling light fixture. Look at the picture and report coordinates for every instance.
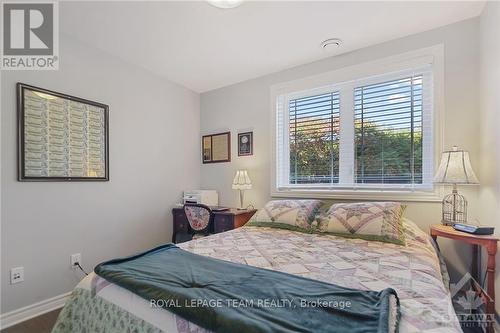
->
[207,0,244,9]
[321,38,342,50]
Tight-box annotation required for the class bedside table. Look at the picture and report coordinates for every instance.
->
[212,208,257,234]
[430,224,498,330]
[172,207,257,243]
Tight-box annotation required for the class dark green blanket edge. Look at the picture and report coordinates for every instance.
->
[95,243,401,333]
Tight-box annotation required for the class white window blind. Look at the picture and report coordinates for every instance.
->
[289,92,340,184]
[275,65,434,192]
[355,75,423,185]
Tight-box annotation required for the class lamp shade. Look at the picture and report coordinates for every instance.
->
[232,170,252,190]
[433,146,479,184]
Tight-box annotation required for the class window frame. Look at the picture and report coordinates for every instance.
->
[270,45,445,202]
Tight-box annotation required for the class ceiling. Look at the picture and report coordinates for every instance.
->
[61,1,485,93]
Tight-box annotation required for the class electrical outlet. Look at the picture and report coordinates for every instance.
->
[10,267,24,284]
[70,253,82,269]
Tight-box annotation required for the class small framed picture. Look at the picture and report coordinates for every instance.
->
[238,132,253,156]
[202,132,231,163]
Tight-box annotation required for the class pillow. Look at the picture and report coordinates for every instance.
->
[246,200,322,232]
[401,218,431,246]
[317,202,406,245]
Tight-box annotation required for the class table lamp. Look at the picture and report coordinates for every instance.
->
[433,146,479,225]
[232,170,252,209]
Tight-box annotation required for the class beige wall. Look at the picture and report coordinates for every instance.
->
[1,35,200,314]
[200,19,481,278]
[479,1,500,313]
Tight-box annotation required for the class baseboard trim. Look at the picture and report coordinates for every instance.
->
[0,292,71,330]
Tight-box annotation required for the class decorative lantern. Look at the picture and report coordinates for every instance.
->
[441,185,467,224]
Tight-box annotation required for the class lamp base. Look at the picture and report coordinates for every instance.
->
[238,189,244,210]
[441,220,455,226]
[441,186,467,225]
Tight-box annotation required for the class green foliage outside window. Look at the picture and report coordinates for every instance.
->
[289,120,422,184]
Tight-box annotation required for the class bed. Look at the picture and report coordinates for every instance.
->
[52,219,462,333]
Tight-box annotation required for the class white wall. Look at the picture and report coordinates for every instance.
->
[478,1,500,313]
[200,19,480,277]
[0,35,200,314]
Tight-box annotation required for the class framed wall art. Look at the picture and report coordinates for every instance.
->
[202,131,231,163]
[238,131,253,156]
[17,83,109,181]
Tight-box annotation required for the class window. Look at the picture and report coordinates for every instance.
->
[289,92,340,184]
[354,75,423,185]
[275,65,434,194]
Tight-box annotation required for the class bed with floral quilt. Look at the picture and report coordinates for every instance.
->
[52,218,461,333]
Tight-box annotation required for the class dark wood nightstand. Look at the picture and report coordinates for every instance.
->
[431,225,498,332]
[212,209,257,234]
[172,207,257,243]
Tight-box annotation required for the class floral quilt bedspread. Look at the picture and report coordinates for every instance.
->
[53,220,461,333]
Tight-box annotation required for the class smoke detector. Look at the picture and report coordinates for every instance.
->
[321,38,342,50]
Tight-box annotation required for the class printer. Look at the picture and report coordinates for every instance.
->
[183,190,219,206]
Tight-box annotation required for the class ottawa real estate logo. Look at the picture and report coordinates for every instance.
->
[450,272,496,330]
[1,1,59,70]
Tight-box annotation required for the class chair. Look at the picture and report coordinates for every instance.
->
[183,203,213,238]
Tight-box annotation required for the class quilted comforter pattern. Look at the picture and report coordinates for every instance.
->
[53,220,461,333]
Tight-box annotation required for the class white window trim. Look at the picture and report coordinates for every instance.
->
[270,45,445,202]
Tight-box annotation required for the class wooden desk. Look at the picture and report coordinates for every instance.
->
[430,225,498,331]
[172,207,257,243]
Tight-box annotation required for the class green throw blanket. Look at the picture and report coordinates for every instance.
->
[95,244,400,333]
